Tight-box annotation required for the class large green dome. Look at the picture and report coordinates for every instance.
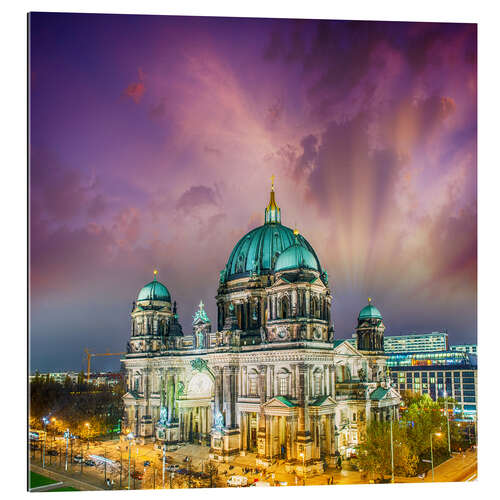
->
[358,301,382,320]
[137,277,171,302]
[275,241,319,272]
[222,182,323,282]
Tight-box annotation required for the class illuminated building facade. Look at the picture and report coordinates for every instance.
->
[450,344,477,354]
[388,351,477,418]
[383,332,449,353]
[121,181,401,474]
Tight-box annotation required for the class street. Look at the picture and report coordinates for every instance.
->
[30,438,477,490]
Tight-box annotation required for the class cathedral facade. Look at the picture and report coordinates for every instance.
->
[121,182,400,475]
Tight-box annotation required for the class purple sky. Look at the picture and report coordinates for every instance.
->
[29,13,476,372]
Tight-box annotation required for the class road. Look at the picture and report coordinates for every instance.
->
[30,438,477,489]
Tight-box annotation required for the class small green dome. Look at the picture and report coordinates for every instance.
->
[358,301,382,320]
[275,242,319,272]
[137,279,171,302]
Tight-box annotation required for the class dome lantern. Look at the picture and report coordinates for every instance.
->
[264,174,281,224]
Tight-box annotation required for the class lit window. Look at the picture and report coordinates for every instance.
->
[279,377,288,396]
[249,377,258,395]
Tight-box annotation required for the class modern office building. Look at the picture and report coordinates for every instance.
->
[388,351,477,419]
[450,344,477,354]
[383,332,449,353]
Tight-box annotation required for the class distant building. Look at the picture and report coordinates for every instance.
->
[30,371,122,386]
[383,332,448,353]
[89,372,123,386]
[450,344,477,354]
[387,351,477,419]
[29,371,80,384]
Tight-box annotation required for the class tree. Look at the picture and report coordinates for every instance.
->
[400,393,450,468]
[356,420,418,479]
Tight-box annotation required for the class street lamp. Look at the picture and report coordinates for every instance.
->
[42,417,49,468]
[299,452,306,486]
[162,443,167,488]
[85,422,90,450]
[127,432,134,490]
[430,432,442,482]
[64,429,70,471]
[444,392,451,456]
[390,419,395,483]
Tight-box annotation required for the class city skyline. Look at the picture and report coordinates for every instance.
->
[29,14,477,372]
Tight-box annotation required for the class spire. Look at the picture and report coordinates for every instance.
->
[193,300,210,325]
[153,269,158,281]
[264,174,281,224]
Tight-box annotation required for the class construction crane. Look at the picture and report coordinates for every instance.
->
[84,348,125,383]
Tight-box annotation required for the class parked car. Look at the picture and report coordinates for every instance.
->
[131,471,143,480]
[227,475,248,487]
[47,450,58,456]
[85,460,96,466]
[167,464,180,472]
[143,461,151,467]
[74,455,84,463]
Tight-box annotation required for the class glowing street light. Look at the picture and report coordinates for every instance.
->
[443,392,451,456]
[127,432,134,490]
[299,452,306,486]
[430,432,442,481]
[41,417,49,468]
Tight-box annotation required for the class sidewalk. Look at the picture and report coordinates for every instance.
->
[30,463,104,491]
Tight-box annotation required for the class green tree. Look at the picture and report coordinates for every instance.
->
[357,420,418,480]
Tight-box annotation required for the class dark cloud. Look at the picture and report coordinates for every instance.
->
[265,97,284,126]
[149,98,167,120]
[203,145,223,157]
[87,193,108,218]
[31,149,94,221]
[176,185,220,212]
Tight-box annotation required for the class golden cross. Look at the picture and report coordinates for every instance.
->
[271,174,275,190]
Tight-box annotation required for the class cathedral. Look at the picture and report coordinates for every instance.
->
[122,180,401,475]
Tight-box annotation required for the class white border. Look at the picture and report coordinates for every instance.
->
[2,1,498,499]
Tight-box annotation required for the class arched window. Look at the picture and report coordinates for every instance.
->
[311,296,320,318]
[281,295,290,319]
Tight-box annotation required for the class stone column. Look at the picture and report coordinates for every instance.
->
[213,367,223,423]
[296,364,313,462]
[223,366,237,429]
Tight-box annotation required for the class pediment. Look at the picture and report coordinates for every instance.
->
[263,396,297,408]
[310,395,336,407]
[333,340,361,356]
[123,391,139,401]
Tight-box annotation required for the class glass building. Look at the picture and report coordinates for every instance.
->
[450,344,477,354]
[388,351,477,419]
[383,332,449,353]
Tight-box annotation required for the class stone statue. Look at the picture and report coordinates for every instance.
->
[214,411,224,431]
[260,326,267,344]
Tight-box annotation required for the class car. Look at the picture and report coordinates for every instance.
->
[227,475,248,487]
[74,455,84,463]
[85,460,96,466]
[143,460,151,467]
[167,464,180,472]
[131,471,143,480]
[47,450,58,456]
